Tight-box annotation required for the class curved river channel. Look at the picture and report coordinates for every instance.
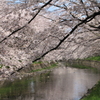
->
[0,65,100,100]
[1,0,100,100]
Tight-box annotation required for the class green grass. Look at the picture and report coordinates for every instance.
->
[0,79,31,98]
[0,72,51,99]
[67,62,94,69]
[66,62,98,72]
[70,64,90,69]
[32,61,43,64]
[85,56,100,61]
[31,63,58,72]
[81,81,100,100]
[6,66,10,68]
[0,65,3,68]
[18,60,22,62]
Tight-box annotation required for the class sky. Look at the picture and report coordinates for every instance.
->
[6,0,25,4]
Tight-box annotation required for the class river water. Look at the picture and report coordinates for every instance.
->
[0,65,100,100]
[1,1,99,99]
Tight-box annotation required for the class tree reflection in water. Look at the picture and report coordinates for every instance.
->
[0,67,100,100]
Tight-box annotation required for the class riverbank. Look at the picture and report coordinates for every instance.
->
[0,63,100,100]
[0,57,100,100]
[65,56,100,70]
[81,81,100,100]
[79,56,100,100]
[0,56,100,93]
[60,56,100,100]
[0,56,100,81]
[0,60,60,81]
[84,56,100,61]
[31,57,100,100]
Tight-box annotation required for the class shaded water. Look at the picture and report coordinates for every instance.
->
[0,66,100,100]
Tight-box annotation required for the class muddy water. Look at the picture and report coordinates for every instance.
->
[0,66,100,100]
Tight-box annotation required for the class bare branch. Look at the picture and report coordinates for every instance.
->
[80,0,89,16]
[39,14,55,21]
[89,24,100,29]
[70,12,82,21]
[28,0,53,24]
[90,0,100,9]
[49,3,67,10]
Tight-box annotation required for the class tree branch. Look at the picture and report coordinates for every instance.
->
[32,10,100,62]
[10,10,100,75]
[80,0,89,16]
[0,0,53,43]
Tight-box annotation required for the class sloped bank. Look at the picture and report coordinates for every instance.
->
[0,57,100,99]
[19,61,59,75]
[65,59,100,70]
[61,58,100,100]
[64,56,100,100]
[1,56,100,81]
[0,60,59,81]
[80,81,100,100]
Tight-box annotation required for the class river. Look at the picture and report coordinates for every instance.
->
[1,1,100,99]
[0,64,100,100]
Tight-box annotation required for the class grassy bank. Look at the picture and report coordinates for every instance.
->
[84,56,100,61]
[66,61,97,70]
[31,62,58,72]
[69,64,92,69]
[81,81,100,100]
[80,56,100,100]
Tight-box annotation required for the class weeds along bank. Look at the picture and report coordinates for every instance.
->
[81,81,100,100]
[0,60,59,81]
[66,59,100,70]
[0,56,100,81]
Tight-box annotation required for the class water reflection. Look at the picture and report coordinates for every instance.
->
[0,67,100,100]
[35,67,100,100]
